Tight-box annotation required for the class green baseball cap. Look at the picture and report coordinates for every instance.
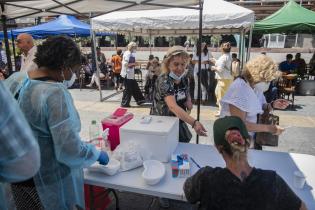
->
[213,116,249,148]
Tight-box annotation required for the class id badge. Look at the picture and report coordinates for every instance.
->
[177,90,186,101]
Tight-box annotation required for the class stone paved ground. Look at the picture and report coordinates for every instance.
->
[69,87,315,210]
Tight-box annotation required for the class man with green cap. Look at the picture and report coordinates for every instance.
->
[184,116,306,210]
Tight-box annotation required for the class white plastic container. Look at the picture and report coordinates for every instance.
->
[120,116,179,162]
[293,170,306,189]
[142,160,165,185]
[88,159,121,176]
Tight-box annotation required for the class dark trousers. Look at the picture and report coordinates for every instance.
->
[121,78,145,106]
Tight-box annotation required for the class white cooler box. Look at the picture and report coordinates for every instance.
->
[120,115,179,162]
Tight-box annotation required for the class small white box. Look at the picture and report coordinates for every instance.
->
[120,116,179,162]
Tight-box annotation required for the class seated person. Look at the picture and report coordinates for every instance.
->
[144,57,160,101]
[264,79,278,103]
[184,116,307,210]
[86,61,108,89]
[81,56,92,76]
[292,53,306,78]
[279,54,297,74]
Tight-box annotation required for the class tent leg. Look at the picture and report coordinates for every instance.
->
[295,33,298,47]
[149,30,152,55]
[90,15,102,102]
[115,34,118,50]
[1,9,13,75]
[196,0,203,145]
[238,32,242,71]
[11,29,17,71]
[240,29,245,69]
[246,26,253,62]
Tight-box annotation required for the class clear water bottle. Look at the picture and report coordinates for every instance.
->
[101,128,111,155]
[89,120,100,147]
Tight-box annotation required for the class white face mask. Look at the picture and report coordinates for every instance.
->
[62,71,76,88]
[254,82,270,93]
[169,71,184,81]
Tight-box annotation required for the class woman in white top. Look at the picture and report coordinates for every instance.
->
[192,42,213,105]
[220,55,289,148]
[211,42,233,116]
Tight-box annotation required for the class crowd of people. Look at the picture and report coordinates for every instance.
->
[279,52,314,78]
[0,33,311,209]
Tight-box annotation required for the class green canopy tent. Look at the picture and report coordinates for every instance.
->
[254,0,315,34]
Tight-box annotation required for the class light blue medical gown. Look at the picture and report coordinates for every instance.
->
[5,72,100,210]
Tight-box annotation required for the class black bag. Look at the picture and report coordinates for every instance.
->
[256,112,279,146]
[179,120,192,143]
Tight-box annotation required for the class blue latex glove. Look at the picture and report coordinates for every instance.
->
[97,151,109,165]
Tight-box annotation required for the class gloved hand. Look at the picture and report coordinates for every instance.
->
[97,151,109,165]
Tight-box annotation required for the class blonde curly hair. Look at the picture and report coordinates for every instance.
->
[242,55,281,85]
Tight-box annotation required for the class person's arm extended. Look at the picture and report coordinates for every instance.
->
[165,95,207,136]
[211,57,225,72]
[229,104,283,134]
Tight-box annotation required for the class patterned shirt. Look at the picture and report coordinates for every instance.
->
[184,166,301,210]
[151,73,189,116]
[0,81,38,209]
[150,73,192,142]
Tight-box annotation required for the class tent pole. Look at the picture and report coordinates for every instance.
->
[295,34,298,47]
[10,29,17,71]
[196,0,203,145]
[239,29,245,71]
[115,34,118,50]
[90,14,103,102]
[149,30,152,55]
[238,31,242,70]
[1,5,13,75]
[246,26,253,61]
[242,29,246,69]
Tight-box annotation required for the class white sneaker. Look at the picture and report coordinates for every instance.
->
[86,84,92,87]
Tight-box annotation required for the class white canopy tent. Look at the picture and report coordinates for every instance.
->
[92,0,254,71]
[1,0,199,20]
[92,0,254,35]
[0,0,200,101]
[92,0,254,144]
